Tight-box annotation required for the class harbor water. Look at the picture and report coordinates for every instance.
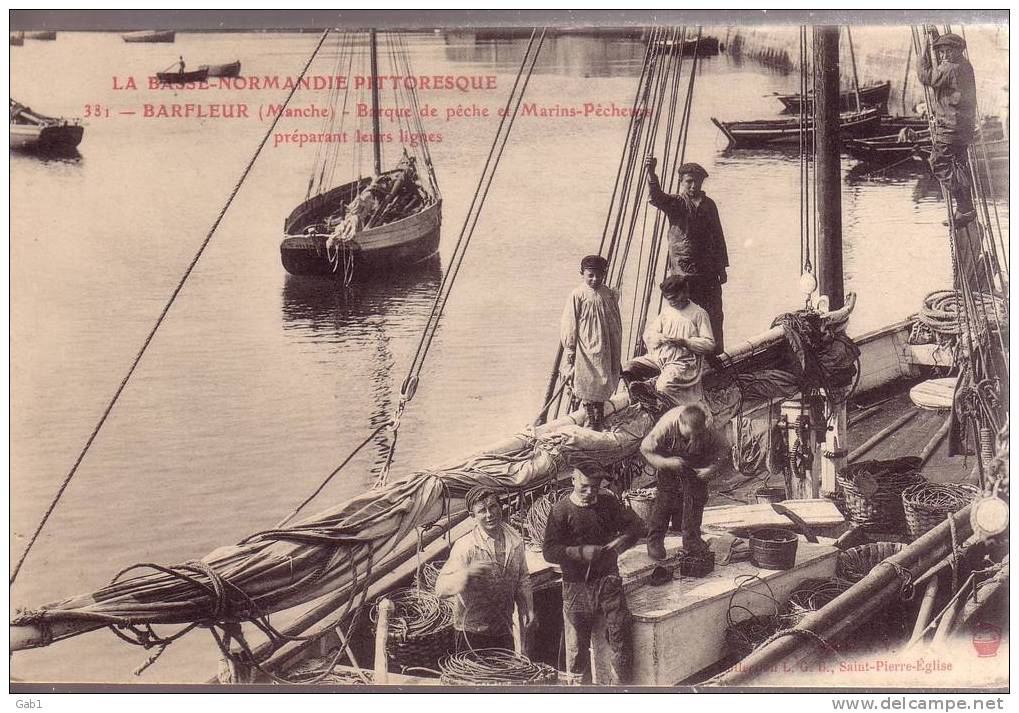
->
[9,28,1009,683]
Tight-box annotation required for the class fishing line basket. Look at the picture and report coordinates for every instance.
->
[835,542,905,583]
[724,575,781,660]
[372,587,455,673]
[622,487,657,527]
[414,559,447,592]
[901,482,980,540]
[779,577,851,627]
[835,457,926,533]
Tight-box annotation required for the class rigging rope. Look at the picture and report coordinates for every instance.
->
[372,29,547,489]
[9,29,333,588]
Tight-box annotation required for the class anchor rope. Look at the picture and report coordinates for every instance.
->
[9,29,332,587]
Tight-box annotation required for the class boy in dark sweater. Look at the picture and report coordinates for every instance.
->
[542,463,642,685]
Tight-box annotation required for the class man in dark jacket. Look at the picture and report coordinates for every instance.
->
[917,30,978,227]
[644,156,729,352]
[543,463,642,684]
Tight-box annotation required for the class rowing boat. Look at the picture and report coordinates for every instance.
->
[155,67,210,84]
[776,80,891,113]
[122,30,175,43]
[711,108,881,149]
[199,60,241,78]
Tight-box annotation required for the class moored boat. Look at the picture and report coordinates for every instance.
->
[122,30,175,43]
[155,67,210,84]
[776,80,892,113]
[24,30,56,40]
[199,60,241,78]
[655,35,722,56]
[279,30,442,279]
[711,107,881,149]
[10,32,23,46]
[9,99,84,153]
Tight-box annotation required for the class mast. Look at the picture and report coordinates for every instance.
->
[814,26,845,310]
[846,26,862,113]
[813,26,848,495]
[369,29,382,176]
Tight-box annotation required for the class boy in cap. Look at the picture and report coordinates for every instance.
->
[917,28,978,227]
[560,254,623,431]
[435,486,534,652]
[621,274,715,408]
[640,403,727,560]
[543,462,642,684]
[644,156,729,351]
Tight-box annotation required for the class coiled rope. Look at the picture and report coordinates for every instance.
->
[9,30,332,587]
[439,648,558,686]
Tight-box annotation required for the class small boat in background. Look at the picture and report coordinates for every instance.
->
[846,115,1005,166]
[199,60,241,78]
[122,30,175,43]
[776,80,892,113]
[155,67,210,84]
[10,32,24,46]
[24,31,56,40]
[711,107,881,149]
[10,99,84,154]
[655,35,722,56]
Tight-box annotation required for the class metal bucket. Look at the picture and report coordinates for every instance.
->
[754,486,786,504]
[749,528,799,570]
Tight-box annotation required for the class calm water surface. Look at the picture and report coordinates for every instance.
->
[10,30,1008,682]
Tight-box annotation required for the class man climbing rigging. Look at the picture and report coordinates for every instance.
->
[644,156,729,352]
[917,29,978,228]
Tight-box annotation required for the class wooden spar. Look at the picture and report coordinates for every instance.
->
[373,598,394,684]
[707,504,978,686]
[814,26,845,311]
[846,26,863,113]
[907,575,941,647]
[369,30,382,177]
[919,414,953,466]
[846,410,918,462]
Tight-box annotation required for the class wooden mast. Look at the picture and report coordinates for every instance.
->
[369,29,382,177]
[814,25,848,495]
[845,26,863,113]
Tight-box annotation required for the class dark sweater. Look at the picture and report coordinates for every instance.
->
[542,493,643,582]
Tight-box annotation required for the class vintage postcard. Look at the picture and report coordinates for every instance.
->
[8,9,1009,701]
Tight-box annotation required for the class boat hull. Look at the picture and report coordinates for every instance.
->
[778,80,892,113]
[9,123,84,153]
[281,181,442,277]
[123,30,175,43]
[712,109,881,149]
[156,68,210,84]
[200,61,241,78]
[24,31,56,40]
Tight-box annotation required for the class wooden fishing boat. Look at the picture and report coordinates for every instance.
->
[844,130,930,164]
[155,67,210,84]
[711,107,881,149]
[24,30,56,40]
[655,35,722,56]
[122,30,175,43]
[776,80,892,113]
[9,99,84,153]
[279,30,441,278]
[847,116,1006,166]
[915,138,1009,172]
[199,60,241,78]
[9,25,1007,691]
[10,32,23,46]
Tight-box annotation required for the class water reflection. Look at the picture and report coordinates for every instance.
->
[9,148,83,165]
[280,258,442,476]
[280,257,442,339]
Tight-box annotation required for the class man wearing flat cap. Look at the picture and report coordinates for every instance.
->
[917,28,978,227]
[543,461,643,684]
[644,156,729,352]
[436,486,534,652]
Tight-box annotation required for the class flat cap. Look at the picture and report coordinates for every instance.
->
[676,162,709,180]
[932,33,966,50]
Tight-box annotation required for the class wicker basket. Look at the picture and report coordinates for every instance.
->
[835,542,906,583]
[779,577,850,626]
[901,482,981,540]
[724,575,781,660]
[374,588,456,673]
[622,487,657,527]
[836,457,926,533]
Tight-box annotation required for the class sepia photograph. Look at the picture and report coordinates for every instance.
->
[7,9,1010,698]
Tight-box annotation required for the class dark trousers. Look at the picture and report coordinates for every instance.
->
[648,476,709,550]
[688,275,724,353]
[929,140,974,215]
[454,627,515,653]
[562,575,632,685]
